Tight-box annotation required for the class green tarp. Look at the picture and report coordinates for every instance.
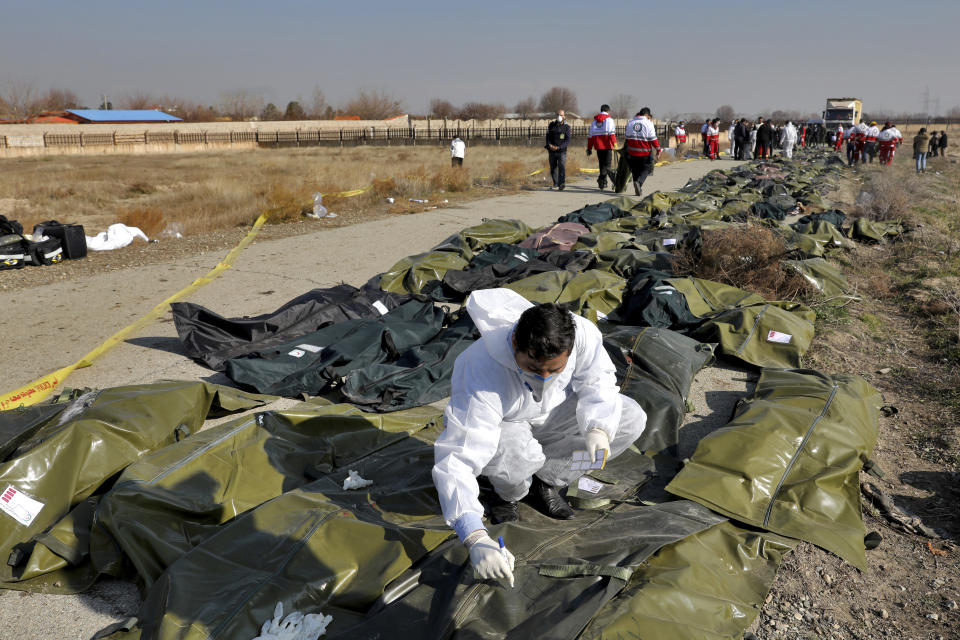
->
[379,251,469,294]
[504,269,626,320]
[458,218,533,250]
[602,326,715,454]
[667,368,882,569]
[846,218,904,244]
[0,382,268,592]
[93,403,443,590]
[784,257,851,297]
[666,276,764,318]
[580,521,798,640]
[690,301,816,369]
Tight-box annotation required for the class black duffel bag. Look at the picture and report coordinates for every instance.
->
[26,236,64,266]
[0,234,28,270]
[0,215,23,236]
[33,220,87,259]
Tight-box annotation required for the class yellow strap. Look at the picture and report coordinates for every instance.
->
[0,212,269,411]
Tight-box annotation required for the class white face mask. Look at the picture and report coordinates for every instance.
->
[557,115,564,122]
[517,366,559,401]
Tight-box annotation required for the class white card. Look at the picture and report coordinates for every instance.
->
[372,300,389,315]
[288,349,306,358]
[296,344,323,353]
[662,238,678,246]
[577,476,604,494]
[766,330,793,344]
[0,486,44,525]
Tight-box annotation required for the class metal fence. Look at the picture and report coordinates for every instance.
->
[1,123,672,151]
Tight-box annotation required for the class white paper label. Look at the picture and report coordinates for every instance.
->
[372,300,389,315]
[577,476,605,494]
[288,349,306,358]
[0,486,44,525]
[296,344,323,353]
[766,330,793,344]
[662,238,678,246]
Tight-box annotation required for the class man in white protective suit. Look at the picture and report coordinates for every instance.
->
[432,288,647,586]
[780,121,798,159]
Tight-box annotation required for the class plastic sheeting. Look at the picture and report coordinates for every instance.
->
[667,368,882,569]
[172,282,410,371]
[0,382,269,592]
[224,299,445,396]
[690,301,816,369]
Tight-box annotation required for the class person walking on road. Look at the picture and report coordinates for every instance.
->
[674,121,688,159]
[586,104,618,190]
[545,110,571,191]
[624,108,662,196]
[450,137,465,167]
[913,128,930,174]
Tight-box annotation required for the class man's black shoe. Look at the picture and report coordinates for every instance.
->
[558,185,565,191]
[529,476,575,520]
[490,498,519,524]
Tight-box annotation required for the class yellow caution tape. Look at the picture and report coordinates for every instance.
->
[324,185,373,198]
[0,212,270,411]
[528,168,546,176]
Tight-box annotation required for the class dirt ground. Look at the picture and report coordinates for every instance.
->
[1,149,958,640]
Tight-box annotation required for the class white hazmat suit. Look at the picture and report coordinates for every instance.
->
[432,288,647,542]
[780,122,798,159]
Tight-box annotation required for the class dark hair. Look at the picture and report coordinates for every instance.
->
[515,304,575,360]
[638,107,651,116]
[919,128,927,134]
[600,104,610,112]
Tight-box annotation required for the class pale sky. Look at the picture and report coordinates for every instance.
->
[3,0,958,117]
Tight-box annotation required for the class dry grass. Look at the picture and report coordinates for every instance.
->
[0,145,551,236]
[671,223,811,300]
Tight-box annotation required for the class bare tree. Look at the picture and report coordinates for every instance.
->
[715,104,735,122]
[610,94,637,120]
[0,94,11,117]
[947,106,960,124]
[514,96,537,119]
[5,81,38,118]
[22,87,83,113]
[429,98,457,119]
[457,102,506,120]
[307,86,326,119]
[539,87,578,115]
[119,92,162,110]
[218,89,265,121]
[342,88,404,120]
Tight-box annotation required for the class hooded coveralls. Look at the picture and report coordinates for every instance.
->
[432,289,647,541]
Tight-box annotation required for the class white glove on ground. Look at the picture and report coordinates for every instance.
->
[465,532,515,588]
[586,428,610,464]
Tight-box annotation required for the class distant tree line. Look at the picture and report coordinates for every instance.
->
[2,82,958,125]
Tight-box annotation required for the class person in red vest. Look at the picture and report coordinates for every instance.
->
[674,121,687,158]
[834,125,844,151]
[878,123,896,165]
[799,125,807,148]
[706,119,720,159]
[624,107,662,196]
[586,104,618,190]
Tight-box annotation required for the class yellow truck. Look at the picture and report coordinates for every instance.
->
[822,98,862,130]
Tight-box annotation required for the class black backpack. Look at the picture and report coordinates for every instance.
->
[33,220,87,259]
[0,234,28,270]
[0,215,23,236]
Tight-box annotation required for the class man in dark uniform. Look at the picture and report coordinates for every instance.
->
[545,110,571,191]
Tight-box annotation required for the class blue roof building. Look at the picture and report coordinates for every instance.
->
[64,109,182,123]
